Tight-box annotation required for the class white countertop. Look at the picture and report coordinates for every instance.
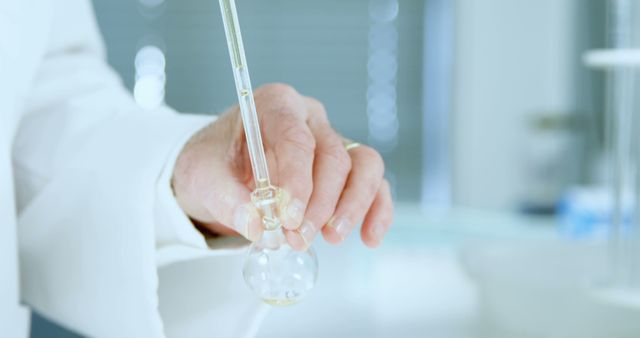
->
[257,204,558,338]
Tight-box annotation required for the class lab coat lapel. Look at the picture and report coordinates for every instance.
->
[0,0,51,336]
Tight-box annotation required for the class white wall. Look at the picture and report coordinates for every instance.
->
[451,0,577,209]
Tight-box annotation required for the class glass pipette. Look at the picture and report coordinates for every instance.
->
[219,0,279,227]
[218,0,318,305]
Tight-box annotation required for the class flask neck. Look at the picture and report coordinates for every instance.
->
[260,229,286,250]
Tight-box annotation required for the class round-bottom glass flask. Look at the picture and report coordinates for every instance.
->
[243,229,318,306]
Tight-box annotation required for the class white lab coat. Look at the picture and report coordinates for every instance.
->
[1,0,266,337]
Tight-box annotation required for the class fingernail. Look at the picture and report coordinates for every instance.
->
[234,204,259,241]
[284,199,305,229]
[328,216,350,240]
[297,220,315,248]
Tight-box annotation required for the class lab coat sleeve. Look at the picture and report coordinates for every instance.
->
[13,0,264,337]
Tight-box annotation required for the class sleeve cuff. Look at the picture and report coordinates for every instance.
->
[154,112,250,268]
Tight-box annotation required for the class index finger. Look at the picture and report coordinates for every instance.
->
[254,84,314,230]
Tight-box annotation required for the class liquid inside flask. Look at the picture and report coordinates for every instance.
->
[243,185,318,306]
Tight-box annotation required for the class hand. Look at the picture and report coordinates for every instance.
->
[172,83,393,250]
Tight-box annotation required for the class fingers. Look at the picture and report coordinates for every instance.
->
[253,84,314,231]
[360,180,393,248]
[321,145,385,244]
[285,98,351,251]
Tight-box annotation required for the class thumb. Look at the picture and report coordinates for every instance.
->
[173,158,263,242]
[199,176,264,242]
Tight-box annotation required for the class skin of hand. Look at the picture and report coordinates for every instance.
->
[172,83,393,250]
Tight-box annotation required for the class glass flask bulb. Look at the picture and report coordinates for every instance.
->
[243,186,318,306]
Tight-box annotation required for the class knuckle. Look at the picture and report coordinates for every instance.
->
[258,83,306,120]
[260,83,299,101]
[320,141,352,174]
[361,146,385,177]
[305,97,327,118]
[280,123,316,155]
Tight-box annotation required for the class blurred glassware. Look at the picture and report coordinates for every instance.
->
[584,0,640,290]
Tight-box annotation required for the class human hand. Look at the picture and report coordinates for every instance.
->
[172,83,393,250]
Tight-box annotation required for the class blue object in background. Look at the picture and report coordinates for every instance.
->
[558,187,633,238]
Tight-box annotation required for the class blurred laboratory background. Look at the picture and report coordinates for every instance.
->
[88,0,604,211]
[34,0,640,337]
